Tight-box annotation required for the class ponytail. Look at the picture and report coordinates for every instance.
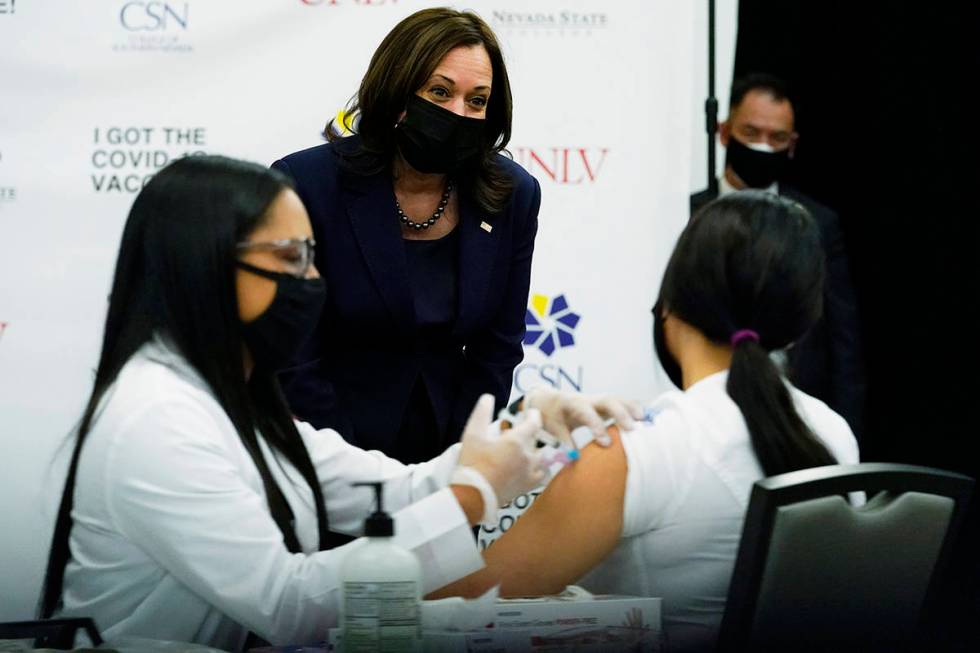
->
[727,338,837,476]
[660,190,837,478]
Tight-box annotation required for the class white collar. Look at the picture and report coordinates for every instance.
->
[140,333,215,396]
[718,170,778,197]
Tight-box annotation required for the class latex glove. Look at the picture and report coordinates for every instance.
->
[457,394,547,506]
[526,387,644,447]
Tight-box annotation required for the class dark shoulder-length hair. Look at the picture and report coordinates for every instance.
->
[327,7,515,215]
[658,191,838,476]
[40,155,345,618]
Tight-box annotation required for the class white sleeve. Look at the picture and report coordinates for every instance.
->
[296,420,480,593]
[104,401,480,647]
[797,395,861,465]
[619,404,695,537]
[295,420,462,535]
[808,404,864,505]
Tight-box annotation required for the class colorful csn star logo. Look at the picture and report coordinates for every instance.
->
[524,293,580,357]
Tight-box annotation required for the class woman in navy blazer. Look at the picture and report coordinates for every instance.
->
[272,8,540,463]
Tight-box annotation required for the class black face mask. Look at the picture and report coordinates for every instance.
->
[652,300,683,390]
[396,94,485,174]
[237,261,326,373]
[725,136,791,188]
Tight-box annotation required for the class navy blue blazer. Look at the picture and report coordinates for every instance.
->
[272,139,541,456]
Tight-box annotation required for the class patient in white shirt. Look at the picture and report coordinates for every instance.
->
[433,191,860,653]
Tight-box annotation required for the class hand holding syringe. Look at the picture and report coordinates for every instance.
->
[503,406,660,471]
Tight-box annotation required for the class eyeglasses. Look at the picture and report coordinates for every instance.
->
[236,237,316,278]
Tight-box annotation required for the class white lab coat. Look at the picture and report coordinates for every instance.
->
[57,337,482,651]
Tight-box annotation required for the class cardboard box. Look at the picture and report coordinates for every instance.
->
[328,594,663,652]
[422,622,663,652]
[484,594,661,631]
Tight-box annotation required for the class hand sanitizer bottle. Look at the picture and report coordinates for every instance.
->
[340,481,422,652]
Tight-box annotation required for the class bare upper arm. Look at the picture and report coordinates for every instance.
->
[430,426,627,599]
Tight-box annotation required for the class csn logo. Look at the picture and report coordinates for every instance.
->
[514,292,583,393]
[120,2,188,32]
[524,292,580,357]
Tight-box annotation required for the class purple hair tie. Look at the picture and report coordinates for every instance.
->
[730,329,760,346]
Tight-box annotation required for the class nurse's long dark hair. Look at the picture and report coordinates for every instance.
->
[40,155,343,618]
[658,191,837,476]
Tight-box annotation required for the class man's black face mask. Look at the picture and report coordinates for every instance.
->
[725,135,791,188]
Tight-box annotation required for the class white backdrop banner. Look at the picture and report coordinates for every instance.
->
[0,0,731,619]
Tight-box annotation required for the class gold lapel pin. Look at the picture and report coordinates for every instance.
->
[480,221,493,233]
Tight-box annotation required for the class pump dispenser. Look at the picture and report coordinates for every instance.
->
[339,481,422,652]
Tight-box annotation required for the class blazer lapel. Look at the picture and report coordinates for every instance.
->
[455,192,501,337]
[342,171,416,328]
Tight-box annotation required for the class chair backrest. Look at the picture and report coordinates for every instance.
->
[0,617,103,650]
[717,462,974,652]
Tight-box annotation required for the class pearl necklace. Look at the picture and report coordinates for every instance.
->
[396,180,453,231]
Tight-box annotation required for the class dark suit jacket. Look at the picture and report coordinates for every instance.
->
[272,139,540,457]
[690,185,866,438]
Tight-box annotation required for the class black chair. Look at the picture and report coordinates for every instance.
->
[717,462,974,652]
[0,617,103,650]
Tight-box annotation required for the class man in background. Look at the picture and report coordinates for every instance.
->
[691,73,865,438]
